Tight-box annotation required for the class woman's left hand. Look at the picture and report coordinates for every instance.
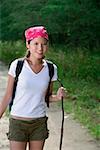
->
[56,87,67,100]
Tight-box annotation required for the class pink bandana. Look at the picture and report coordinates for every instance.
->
[25,26,48,42]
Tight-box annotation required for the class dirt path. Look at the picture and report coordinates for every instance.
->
[0,61,100,150]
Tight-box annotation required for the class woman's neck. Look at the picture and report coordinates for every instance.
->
[26,57,43,66]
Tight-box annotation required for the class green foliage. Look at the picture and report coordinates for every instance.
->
[47,46,100,82]
[0,0,47,40]
[0,41,26,63]
[0,0,100,47]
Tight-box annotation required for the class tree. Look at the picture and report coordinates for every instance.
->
[1,0,100,47]
[0,0,47,40]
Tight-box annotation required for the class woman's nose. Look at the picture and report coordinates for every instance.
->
[38,44,43,50]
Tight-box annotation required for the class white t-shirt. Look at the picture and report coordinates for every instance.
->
[8,59,57,118]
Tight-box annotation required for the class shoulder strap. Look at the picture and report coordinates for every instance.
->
[47,61,54,80]
[9,59,24,111]
[15,60,24,81]
[45,61,54,107]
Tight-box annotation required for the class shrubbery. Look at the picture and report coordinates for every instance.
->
[1,0,100,48]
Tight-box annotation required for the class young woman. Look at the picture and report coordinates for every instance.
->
[0,26,66,150]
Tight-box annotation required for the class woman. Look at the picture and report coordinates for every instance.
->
[0,26,66,150]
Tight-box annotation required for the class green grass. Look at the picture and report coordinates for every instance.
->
[0,41,100,140]
[63,79,100,139]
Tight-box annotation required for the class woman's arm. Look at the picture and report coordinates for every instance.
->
[49,82,67,102]
[0,75,14,118]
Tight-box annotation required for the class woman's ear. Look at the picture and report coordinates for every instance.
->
[26,41,30,49]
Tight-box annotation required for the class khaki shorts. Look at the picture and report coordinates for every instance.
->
[7,116,49,142]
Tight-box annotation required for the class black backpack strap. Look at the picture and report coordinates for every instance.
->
[45,61,54,107]
[9,59,24,111]
[15,60,24,80]
[47,62,54,80]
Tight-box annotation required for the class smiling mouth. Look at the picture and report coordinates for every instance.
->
[37,53,43,55]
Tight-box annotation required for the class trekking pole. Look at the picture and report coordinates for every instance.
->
[57,79,64,150]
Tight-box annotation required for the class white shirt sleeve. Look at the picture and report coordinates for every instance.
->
[51,64,58,81]
[8,59,18,77]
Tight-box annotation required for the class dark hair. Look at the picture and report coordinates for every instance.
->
[28,40,31,44]
[25,50,30,58]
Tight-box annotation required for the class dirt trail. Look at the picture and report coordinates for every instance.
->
[0,61,99,150]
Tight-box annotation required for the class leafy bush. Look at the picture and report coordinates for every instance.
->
[47,46,100,82]
[0,41,26,64]
[1,0,100,47]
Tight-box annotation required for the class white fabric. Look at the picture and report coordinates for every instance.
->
[8,59,57,118]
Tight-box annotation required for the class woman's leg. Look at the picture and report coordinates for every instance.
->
[29,140,45,150]
[10,141,27,150]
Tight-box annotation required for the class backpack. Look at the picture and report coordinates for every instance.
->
[9,59,54,111]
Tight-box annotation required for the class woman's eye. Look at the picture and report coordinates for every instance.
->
[43,43,47,45]
[34,42,38,45]
[31,42,47,46]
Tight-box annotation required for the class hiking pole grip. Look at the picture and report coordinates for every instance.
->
[57,79,64,150]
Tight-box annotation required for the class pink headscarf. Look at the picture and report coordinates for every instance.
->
[25,26,48,42]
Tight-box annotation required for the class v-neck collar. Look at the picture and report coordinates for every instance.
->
[25,59,47,75]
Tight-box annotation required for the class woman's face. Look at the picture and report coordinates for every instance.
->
[26,37,48,59]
